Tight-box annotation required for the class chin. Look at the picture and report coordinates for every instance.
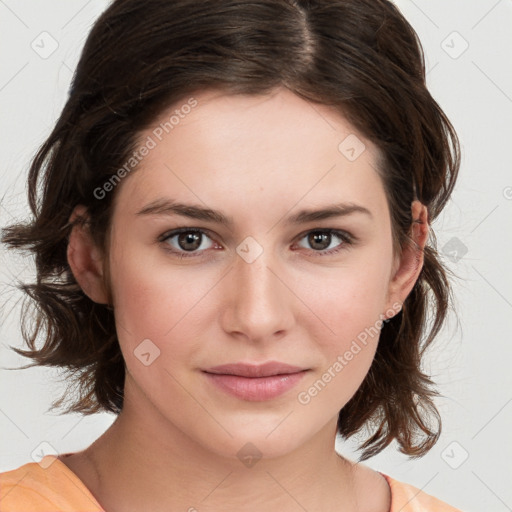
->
[197,419,316,465]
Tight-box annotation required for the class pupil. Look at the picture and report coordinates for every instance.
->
[310,232,330,250]
[179,232,201,251]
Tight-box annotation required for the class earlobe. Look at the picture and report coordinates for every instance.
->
[67,205,109,304]
[385,200,429,316]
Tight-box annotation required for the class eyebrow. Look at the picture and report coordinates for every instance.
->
[135,198,373,226]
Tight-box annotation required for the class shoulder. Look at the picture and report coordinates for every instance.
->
[352,462,393,512]
[379,472,463,512]
[0,455,103,512]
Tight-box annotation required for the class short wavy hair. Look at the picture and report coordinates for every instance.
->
[1,0,460,461]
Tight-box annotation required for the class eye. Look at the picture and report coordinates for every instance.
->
[294,229,353,256]
[158,227,354,259]
[159,228,218,258]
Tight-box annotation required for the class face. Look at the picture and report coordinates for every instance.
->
[82,88,409,461]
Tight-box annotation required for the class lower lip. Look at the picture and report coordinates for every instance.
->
[203,371,308,401]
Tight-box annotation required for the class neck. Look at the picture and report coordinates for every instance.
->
[78,381,361,512]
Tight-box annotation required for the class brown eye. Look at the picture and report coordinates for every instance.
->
[296,229,352,255]
[176,231,203,251]
[307,232,332,251]
[160,228,215,257]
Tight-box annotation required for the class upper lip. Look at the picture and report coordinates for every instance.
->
[203,361,307,378]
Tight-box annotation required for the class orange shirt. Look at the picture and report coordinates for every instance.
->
[0,455,462,511]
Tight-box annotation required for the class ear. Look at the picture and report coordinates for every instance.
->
[384,200,429,318]
[67,205,109,304]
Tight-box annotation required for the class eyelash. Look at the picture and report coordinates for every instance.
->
[158,227,355,260]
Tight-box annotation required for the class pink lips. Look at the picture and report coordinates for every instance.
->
[202,362,308,401]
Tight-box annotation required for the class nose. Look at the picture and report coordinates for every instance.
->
[219,246,295,343]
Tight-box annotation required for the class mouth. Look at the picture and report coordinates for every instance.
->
[202,361,309,401]
[203,361,308,378]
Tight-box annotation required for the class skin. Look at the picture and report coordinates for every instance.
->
[64,87,429,512]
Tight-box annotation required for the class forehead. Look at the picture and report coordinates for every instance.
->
[149,87,365,156]
[113,88,387,222]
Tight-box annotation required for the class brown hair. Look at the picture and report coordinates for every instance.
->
[1,0,460,461]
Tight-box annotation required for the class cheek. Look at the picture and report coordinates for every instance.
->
[107,240,219,367]
[304,256,391,343]
[295,258,391,403]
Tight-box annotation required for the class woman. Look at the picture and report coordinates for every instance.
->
[0,0,462,510]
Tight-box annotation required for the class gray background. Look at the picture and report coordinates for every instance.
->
[1,1,511,510]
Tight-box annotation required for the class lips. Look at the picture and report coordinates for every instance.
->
[202,361,309,401]
[203,361,306,378]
